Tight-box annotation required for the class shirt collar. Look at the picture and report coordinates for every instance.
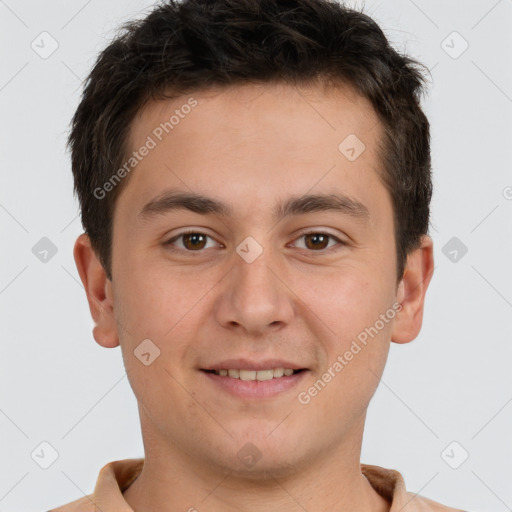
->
[53,458,461,512]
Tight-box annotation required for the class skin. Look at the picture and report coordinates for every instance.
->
[74,81,434,512]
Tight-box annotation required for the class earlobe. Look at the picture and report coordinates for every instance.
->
[73,233,120,348]
[391,235,434,344]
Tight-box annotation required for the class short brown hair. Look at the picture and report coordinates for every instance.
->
[69,0,432,282]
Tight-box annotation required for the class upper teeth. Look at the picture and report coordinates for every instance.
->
[214,368,295,380]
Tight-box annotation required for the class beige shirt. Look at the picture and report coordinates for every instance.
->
[48,458,466,512]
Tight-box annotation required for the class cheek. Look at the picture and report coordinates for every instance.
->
[295,272,394,424]
[293,263,395,399]
[112,261,217,388]
[114,259,201,337]
[113,269,199,420]
[293,262,395,339]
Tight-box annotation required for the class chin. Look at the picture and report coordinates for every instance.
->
[206,430,309,481]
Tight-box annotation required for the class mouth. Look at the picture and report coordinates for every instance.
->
[200,364,309,399]
[202,368,306,381]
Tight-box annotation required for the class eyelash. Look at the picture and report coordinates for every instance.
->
[163,230,345,254]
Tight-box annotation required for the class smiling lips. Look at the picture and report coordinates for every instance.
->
[201,360,308,398]
[211,368,298,381]
[202,358,306,382]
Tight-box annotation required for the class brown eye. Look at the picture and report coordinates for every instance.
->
[182,233,207,250]
[304,233,330,250]
[164,231,218,252]
[293,232,343,252]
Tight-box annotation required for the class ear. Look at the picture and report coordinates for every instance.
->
[391,235,434,344]
[73,233,119,348]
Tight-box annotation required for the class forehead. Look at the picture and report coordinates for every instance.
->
[115,81,388,227]
[131,80,378,143]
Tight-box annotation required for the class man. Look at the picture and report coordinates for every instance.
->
[50,0,465,510]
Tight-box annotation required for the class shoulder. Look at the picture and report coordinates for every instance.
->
[45,458,143,512]
[361,463,466,512]
[47,494,97,512]
[402,490,468,512]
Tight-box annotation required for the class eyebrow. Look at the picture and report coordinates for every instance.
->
[137,189,370,223]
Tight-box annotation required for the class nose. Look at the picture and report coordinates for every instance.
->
[213,239,295,337]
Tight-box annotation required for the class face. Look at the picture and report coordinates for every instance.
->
[86,81,423,477]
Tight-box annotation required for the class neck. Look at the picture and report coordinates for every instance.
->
[123,411,390,512]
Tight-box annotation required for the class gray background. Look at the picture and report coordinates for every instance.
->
[1,0,511,510]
